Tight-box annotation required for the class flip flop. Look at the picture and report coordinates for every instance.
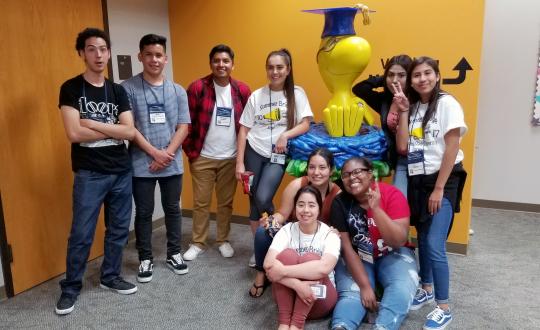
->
[249,281,268,298]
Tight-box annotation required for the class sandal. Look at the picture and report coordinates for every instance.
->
[249,282,266,298]
[249,279,270,298]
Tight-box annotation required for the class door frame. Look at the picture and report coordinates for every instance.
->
[0,192,14,298]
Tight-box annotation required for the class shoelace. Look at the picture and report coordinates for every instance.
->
[172,254,184,264]
[414,289,427,300]
[140,260,152,272]
[427,307,446,322]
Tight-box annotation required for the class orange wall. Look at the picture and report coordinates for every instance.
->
[169,0,484,251]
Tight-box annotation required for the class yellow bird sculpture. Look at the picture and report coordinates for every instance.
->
[305,5,375,137]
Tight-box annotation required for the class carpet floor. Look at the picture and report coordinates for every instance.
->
[0,207,538,329]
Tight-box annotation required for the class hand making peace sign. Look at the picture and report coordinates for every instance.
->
[367,179,381,211]
[391,81,410,112]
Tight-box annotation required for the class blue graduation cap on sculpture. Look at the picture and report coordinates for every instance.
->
[303,7,371,38]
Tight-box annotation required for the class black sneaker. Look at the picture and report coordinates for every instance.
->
[55,294,76,315]
[137,260,153,283]
[166,253,189,275]
[100,277,138,294]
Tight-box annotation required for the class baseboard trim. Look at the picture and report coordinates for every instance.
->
[0,285,6,301]
[409,238,467,255]
[128,217,166,241]
[472,199,540,213]
[181,210,251,226]
[446,242,467,255]
[128,211,251,242]
[181,210,469,254]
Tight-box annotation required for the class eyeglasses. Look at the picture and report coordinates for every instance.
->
[341,167,371,180]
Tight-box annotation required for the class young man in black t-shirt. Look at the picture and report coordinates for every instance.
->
[55,28,137,316]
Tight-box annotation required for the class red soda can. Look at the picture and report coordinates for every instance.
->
[241,171,254,195]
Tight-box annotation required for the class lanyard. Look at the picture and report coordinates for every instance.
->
[408,103,424,152]
[82,78,108,104]
[269,86,274,153]
[141,76,165,110]
[296,221,320,252]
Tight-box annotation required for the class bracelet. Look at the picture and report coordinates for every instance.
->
[399,109,409,113]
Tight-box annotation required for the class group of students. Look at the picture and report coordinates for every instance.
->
[54,27,467,330]
[248,53,467,330]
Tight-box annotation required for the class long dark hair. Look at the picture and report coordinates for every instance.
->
[407,56,444,130]
[266,48,296,130]
[383,54,412,95]
[293,185,323,218]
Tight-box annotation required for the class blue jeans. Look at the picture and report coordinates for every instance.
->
[416,198,453,304]
[133,175,182,261]
[244,142,285,221]
[253,226,274,271]
[332,247,419,330]
[392,156,408,198]
[60,170,132,298]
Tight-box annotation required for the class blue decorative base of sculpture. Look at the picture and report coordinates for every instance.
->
[287,123,389,179]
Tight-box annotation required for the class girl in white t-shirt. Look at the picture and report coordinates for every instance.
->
[264,185,340,330]
[394,56,467,330]
[236,49,314,255]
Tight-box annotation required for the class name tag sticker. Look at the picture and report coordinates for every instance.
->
[358,249,374,264]
[407,150,425,176]
[150,112,166,124]
[270,153,286,165]
[216,107,232,126]
[310,284,327,299]
[148,104,166,124]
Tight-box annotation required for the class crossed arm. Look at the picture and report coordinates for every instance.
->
[60,105,135,142]
[263,249,338,305]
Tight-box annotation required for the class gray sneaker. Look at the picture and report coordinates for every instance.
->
[100,278,138,294]
[55,294,76,315]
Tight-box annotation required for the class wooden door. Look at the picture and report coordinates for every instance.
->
[0,0,107,294]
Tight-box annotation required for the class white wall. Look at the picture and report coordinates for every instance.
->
[107,0,175,227]
[473,0,540,204]
[107,0,174,83]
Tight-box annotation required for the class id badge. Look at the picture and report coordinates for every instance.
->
[358,250,374,264]
[270,152,286,165]
[216,107,232,127]
[148,104,166,124]
[407,150,425,176]
[310,284,327,299]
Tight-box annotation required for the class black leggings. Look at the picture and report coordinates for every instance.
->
[244,142,285,221]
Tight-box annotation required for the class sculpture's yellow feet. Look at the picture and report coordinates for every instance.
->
[322,97,374,137]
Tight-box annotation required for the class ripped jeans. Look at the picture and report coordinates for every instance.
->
[331,247,419,330]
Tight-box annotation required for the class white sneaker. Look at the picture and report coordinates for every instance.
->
[248,254,256,268]
[218,242,235,258]
[183,244,205,261]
